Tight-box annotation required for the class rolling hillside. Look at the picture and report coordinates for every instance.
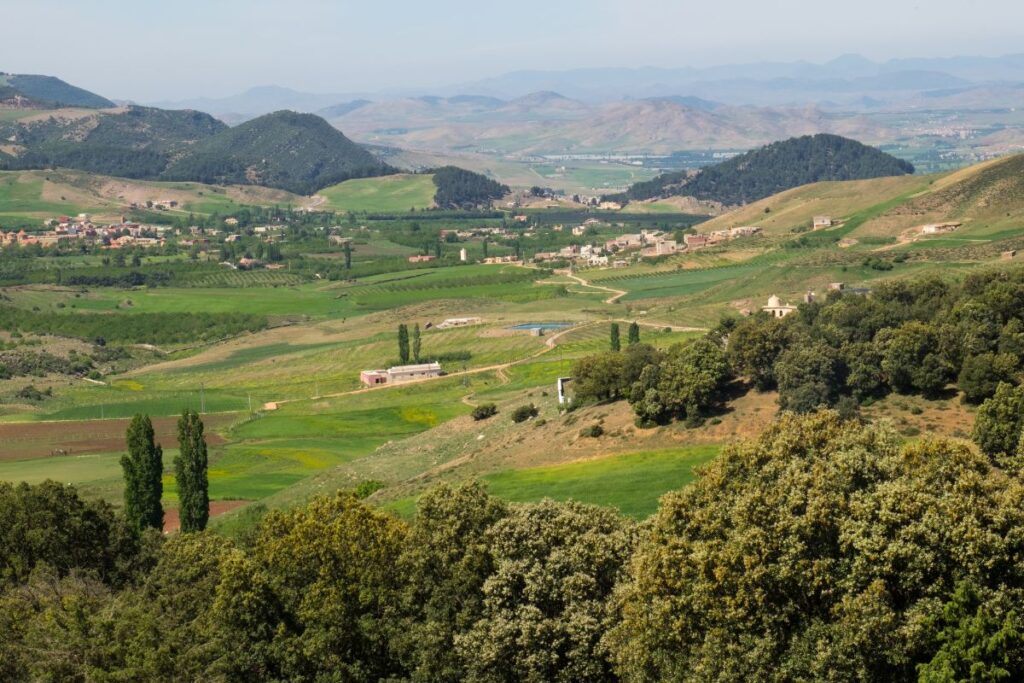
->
[0,168,304,226]
[698,151,1024,243]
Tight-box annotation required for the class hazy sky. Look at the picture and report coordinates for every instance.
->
[1,0,1020,101]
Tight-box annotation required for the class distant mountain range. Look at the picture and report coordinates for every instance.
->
[607,134,915,206]
[147,53,1024,118]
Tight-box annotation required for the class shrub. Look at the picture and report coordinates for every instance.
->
[471,403,498,421]
[511,404,539,423]
[354,480,386,499]
[580,424,604,438]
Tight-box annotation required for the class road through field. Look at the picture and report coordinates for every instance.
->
[264,314,704,411]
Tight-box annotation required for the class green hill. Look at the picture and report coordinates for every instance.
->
[0,73,114,108]
[613,134,914,206]
[162,111,394,195]
[698,151,1024,243]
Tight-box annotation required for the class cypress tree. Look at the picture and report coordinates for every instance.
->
[610,323,621,352]
[628,321,641,346]
[174,409,209,533]
[344,241,352,269]
[121,414,164,531]
[398,324,410,364]
[412,323,422,363]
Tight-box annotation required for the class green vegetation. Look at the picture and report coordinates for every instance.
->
[610,134,915,205]
[163,111,394,194]
[320,173,436,212]
[431,165,509,208]
[173,410,209,532]
[483,445,717,517]
[0,72,114,108]
[120,414,164,531]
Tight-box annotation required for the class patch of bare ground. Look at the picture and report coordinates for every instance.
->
[164,500,247,533]
[0,413,235,461]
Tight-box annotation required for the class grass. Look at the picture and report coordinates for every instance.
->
[385,445,719,519]
[320,174,437,213]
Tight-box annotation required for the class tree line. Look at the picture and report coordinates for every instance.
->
[574,267,1024,426]
[3,410,1024,680]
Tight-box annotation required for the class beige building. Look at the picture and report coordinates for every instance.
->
[762,294,798,318]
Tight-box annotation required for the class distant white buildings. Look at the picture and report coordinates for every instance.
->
[921,222,961,235]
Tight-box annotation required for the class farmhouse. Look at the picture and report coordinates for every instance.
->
[762,294,798,318]
[360,362,443,387]
[921,222,961,235]
[684,233,708,249]
[437,317,482,329]
[408,254,436,263]
[813,216,833,230]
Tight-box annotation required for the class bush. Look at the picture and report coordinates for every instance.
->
[471,403,498,421]
[511,404,539,423]
[354,480,386,499]
[15,384,52,401]
[580,424,604,438]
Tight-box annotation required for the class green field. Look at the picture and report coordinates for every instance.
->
[483,445,719,517]
[319,174,437,212]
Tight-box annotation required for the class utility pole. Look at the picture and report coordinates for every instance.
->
[200,383,205,413]
[248,393,252,415]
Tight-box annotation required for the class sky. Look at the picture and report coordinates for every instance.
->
[1,0,1022,101]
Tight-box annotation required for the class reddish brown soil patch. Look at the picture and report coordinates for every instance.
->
[163,500,248,533]
[0,414,235,461]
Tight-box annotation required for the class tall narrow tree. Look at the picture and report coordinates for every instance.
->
[398,324,410,364]
[343,241,352,269]
[610,323,621,352]
[174,409,209,532]
[412,323,422,363]
[628,321,641,346]
[121,414,164,531]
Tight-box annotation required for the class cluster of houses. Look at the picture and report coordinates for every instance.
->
[0,215,172,249]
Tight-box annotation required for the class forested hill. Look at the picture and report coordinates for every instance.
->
[0,72,115,108]
[0,106,395,194]
[162,111,394,195]
[431,166,509,208]
[610,134,915,206]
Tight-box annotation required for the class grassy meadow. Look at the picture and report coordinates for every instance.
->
[319,174,437,212]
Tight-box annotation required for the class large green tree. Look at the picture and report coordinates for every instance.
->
[458,499,637,682]
[726,315,788,390]
[391,482,507,682]
[775,341,845,412]
[629,337,731,425]
[606,411,1024,681]
[121,414,164,532]
[610,322,621,352]
[412,323,422,363]
[972,382,1024,467]
[212,493,407,681]
[627,321,641,346]
[398,324,410,364]
[174,410,209,533]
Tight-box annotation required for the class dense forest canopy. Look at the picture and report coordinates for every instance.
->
[608,134,915,206]
[431,166,510,208]
[0,108,395,194]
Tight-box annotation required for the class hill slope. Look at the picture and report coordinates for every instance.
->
[161,111,394,195]
[698,151,1024,241]
[0,73,114,108]
[615,134,914,206]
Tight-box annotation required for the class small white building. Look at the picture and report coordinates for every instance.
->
[762,294,798,318]
[459,248,468,262]
[813,216,833,230]
[360,362,443,386]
